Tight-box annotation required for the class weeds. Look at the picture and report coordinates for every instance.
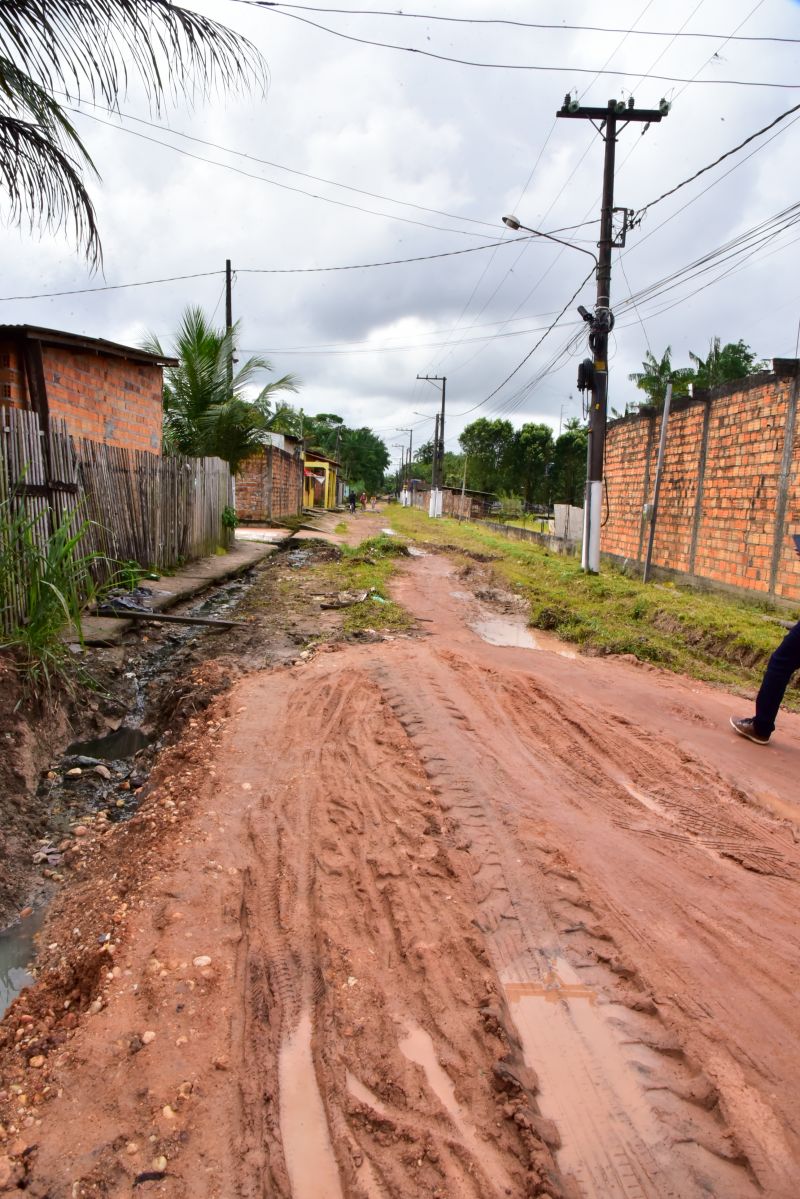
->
[312,534,414,634]
[334,521,348,534]
[0,499,101,698]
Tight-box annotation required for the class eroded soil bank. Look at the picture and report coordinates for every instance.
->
[2,512,800,1198]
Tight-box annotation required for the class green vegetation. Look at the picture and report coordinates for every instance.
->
[0,500,98,697]
[270,406,390,494]
[627,338,767,412]
[333,521,349,534]
[409,417,587,509]
[389,506,799,704]
[221,505,239,530]
[145,307,300,473]
[311,535,414,635]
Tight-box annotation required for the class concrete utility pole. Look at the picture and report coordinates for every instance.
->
[557,96,668,572]
[416,374,446,514]
[397,427,413,489]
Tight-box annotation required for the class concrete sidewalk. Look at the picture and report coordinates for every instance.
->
[79,538,283,646]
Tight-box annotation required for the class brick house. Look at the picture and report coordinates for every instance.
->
[0,325,177,453]
[237,433,304,522]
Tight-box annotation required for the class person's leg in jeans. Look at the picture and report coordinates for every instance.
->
[754,620,800,736]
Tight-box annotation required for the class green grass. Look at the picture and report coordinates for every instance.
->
[389,506,800,704]
[492,516,551,534]
[311,534,415,634]
[333,521,349,534]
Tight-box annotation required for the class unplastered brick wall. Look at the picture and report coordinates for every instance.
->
[0,342,27,408]
[237,445,303,521]
[603,363,800,603]
[43,346,162,453]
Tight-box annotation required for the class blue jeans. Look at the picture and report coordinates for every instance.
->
[755,620,800,735]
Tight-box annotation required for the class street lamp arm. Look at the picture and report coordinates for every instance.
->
[502,215,598,267]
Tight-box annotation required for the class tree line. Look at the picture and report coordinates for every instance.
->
[408,417,588,508]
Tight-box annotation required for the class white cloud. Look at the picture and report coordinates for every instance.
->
[1,0,798,452]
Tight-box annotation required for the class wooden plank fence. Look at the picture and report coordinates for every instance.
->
[1,408,233,632]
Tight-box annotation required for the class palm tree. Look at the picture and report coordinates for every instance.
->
[628,347,695,407]
[689,337,765,389]
[145,307,300,473]
[0,2,265,266]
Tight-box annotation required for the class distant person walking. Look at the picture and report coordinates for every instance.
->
[731,538,800,744]
[348,492,357,514]
[370,495,377,511]
[359,492,367,511]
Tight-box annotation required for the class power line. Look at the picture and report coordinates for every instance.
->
[248,3,800,44]
[251,5,800,89]
[634,98,800,221]
[68,107,489,239]
[65,96,501,234]
[449,266,596,418]
[0,238,561,302]
[0,270,223,303]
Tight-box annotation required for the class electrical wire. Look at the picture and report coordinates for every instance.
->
[634,98,800,221]
[251,5,800,89]
[246,3,800,45]
[0,237,571,303]
[63,96,501,234]
[68,107,490,239]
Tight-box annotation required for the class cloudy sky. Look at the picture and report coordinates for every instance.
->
[2,0,799,470]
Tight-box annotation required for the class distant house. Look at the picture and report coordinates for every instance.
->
[0,324,177,454]
[303,452,342,509]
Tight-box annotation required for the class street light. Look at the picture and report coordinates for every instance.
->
[502,215,598,267]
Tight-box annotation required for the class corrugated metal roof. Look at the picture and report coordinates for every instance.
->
[0,324,178,367]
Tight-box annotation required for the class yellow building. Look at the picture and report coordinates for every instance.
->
[303,453,341,509]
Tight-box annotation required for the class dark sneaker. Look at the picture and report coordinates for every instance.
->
[730,716,770,745]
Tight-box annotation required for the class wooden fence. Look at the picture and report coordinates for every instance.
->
[1,408,233,631]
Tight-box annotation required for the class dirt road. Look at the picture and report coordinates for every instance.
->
[3,522,800,1198]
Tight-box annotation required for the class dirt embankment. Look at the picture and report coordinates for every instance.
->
[3,517,800,1198]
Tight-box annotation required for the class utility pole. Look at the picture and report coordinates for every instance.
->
[225,259,234,397]
[397,427,413,492]
[416,374,446,515]
[558,95,668,572]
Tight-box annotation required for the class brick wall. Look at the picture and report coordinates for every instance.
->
[237,445,303,522]
[0,344,26,408]
[0,339,163,453]
[604,364,800,603]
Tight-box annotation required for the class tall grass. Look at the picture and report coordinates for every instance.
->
[0,498,100,697]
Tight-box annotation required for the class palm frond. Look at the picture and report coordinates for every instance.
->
[0,105,101,266]
[0,1,267,109]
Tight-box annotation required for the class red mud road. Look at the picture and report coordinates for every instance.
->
[3,545,800,1198]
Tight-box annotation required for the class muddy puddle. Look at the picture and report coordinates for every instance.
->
[501,955,744,1197]
[471,617,577,658]
[279,1008,343,1199]
[399,1021,513,1194]
[0,909,44,1017]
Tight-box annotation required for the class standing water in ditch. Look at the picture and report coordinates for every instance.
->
[0,910,44,1018]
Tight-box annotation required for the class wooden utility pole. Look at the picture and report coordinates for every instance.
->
[225,259,234,396]
[557,96,667,572]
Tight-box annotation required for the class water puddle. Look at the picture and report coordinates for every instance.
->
[67,726,151,761]
[0,909,44,1017]
[471,617,577,658]
[346,1071,388,1117]
[449,589,472,601]
[502,955,669,1197]
[279,1007,343,1199]
[398,1021,513,1194]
